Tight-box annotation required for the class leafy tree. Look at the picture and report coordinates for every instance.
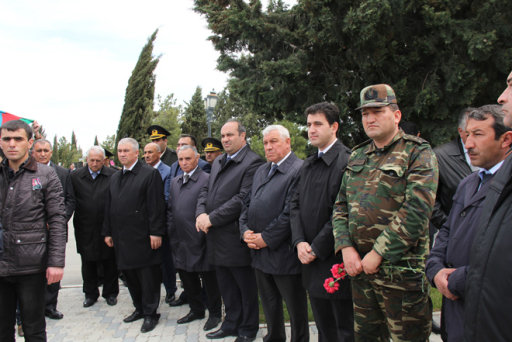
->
[100,134,116,155]
[250,119,309,159]
[116,29,160,150]
[51,135,59,165]
[194,0,512,146]
[181,86,208,145]
[153,94,182,148]
[56,135,82,168]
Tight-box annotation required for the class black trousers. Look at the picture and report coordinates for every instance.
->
[81,255,119,299]
[123,264,162,317]
[309,296,354,342]
[161,235,177,296]
[178,269,221,317]
[0,272,47,342]
[255,269,309,342]
[216,265,259,337]
[45,281,60,311]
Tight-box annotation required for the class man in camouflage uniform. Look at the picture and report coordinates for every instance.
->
[332,84,438,341]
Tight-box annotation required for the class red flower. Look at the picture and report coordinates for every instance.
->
[323,277,340,294]
[330,263,347,279]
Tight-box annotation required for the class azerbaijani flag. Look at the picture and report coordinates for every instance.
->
[0,111,34,126]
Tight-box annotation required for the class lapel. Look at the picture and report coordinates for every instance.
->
[463,173,490,209]
[257,152,296,190]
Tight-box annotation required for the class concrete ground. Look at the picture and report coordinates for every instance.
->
[19,222,443,341]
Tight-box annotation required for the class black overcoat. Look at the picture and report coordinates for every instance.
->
[196,145,263,267]
[465,154,512,342]
[102,161,166,270]
[167,168,211,272]
[71,165,116,261]
[50,161,75,221]
[290,140,351,298]
[239,152,303,275]
[426,171,492,342]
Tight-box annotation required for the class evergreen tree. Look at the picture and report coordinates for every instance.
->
[101,134,116,156]
[153,94,182,148]
[56,135,83,168]
[116,29,160,149]
[51,135,59,165]
[181,86,208,144]
[94,135,99,146]
[194,0,512,146]
[71,131,77,149]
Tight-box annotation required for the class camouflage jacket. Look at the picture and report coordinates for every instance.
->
[333,130,438,285]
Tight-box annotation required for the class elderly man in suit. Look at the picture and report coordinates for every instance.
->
[196,119,263,342]
[240,125,308,342]
[70,146,118,308]
[169,134,211,178]
[32,139,75,320]
[103,138,166,333]
[144,142,175,304]
[427,105,512,342]
[167,145,222,331]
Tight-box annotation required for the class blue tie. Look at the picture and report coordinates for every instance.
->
[91,172,98,180]
[268,164,278,178]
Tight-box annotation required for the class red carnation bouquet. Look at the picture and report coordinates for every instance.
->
[323,262,347,293]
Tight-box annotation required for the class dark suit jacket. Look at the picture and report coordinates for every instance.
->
[196,145,263,267]
[102,161,166,270]
[49,161,75,221]
[431,139,473,228]
[239,152,303,275]
[71,166,116,260]
[169,158,211,178]
[426,171,492,342]
[160,148,177,167]
[167,168,211,272]
[290,140,351,298]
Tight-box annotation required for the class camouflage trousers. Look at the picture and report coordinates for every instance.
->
[351,277,431,342]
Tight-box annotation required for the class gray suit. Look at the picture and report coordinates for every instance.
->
[239,152,309,342]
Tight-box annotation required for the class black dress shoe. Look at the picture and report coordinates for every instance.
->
[169,296,187,307]
[106,296,117,306]
[165,293,175,304]
[83,297,97,308]
[177,311,205,324]
[203,316,221,331]
[123,311,144,323]
[206,328,237,339]
[235,336,255,342]
[45,308,63,320]
[140,314,160,333]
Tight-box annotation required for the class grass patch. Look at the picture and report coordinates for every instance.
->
[430,287,442,312]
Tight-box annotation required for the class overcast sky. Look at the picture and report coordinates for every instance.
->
[0,0,231,149]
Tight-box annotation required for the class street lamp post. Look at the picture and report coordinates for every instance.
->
[204,90,218,138]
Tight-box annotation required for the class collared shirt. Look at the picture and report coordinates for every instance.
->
[227,144,247,159]
[318,138,337,157]
[152,160,162,169]
[88,167,101,179]
[274,151,292,167]
[123,160,138,172]
[183,166,199,179]
[480,159,505,176]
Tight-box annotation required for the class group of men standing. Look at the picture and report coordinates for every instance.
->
[2,72,512,342]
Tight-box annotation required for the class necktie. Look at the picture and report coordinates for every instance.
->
[318,151,324,159]
[123,169,130,175]
[91,172,98,180]
[183,174,190,184]
[268,164,278,178]
[478,172,492,191]
[222,155,231,167]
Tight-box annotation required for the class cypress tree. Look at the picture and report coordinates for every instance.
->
[181,86,208,144]
[94,135,99,146]
[116,29,160,149]
[51,135,59,165]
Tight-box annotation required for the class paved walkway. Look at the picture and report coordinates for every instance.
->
[29,223,443,341]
